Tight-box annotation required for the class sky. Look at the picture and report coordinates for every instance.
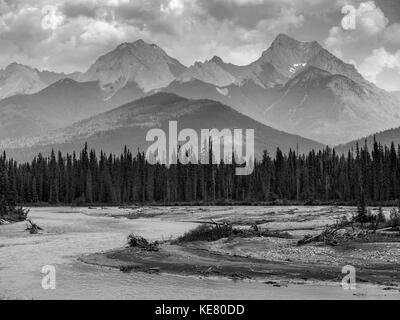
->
[0,0,400,91]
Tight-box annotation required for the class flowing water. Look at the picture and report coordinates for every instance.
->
[0,207,396,300]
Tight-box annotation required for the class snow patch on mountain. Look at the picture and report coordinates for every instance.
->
[216,87,229,96]
[289,63,307,74]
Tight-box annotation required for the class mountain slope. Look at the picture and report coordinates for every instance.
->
[178,54,287,89]
[210,56,249,79]
[0,63,80,100]
[0,79,146,141]
[161,78,280,121]
[160,34,400,145]
[335,126,400,153]
[0,79,104,140]
[253,34,364,83]
[178,57,236,87]
[80,40,187,95]
[237,60,287,89]
[163,66,400,146]
[263,66,400,145]
[4,93,324,162]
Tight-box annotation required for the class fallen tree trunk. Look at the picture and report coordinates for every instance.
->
[297,219,354,246]
[376,227,396,233]
[26,219,43,234]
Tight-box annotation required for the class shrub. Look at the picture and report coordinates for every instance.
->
[126,234,159,251]
[356,209,376,224]
[356,195,369,223]
[176,224,234,243]
[389,209,400,228]
[377,207,386,224]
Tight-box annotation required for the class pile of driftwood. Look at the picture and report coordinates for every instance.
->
[297,215,400,246]
[26,219,43,234]
[127,234,159,252]
[297,218,354,246]
[0,207,29,224]
[177,220,292,243]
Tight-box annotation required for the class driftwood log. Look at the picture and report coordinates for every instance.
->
[297,219,354,246]
[26,219,43,234]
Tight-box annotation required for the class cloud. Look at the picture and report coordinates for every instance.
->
[160,0,185,15]
[356,1,388,35]
[325,1,388,54]
[62,2,98,19]
[41,5,64,30]
[383,23,400,44]
[325,1,400,54]
[0,0,316,72]
[195,0,308,30]
[359,47,400,78]
[358,47,400,87]
[0,5,52,48]
[0,1,166,71]
[323,0,400,90]
[256,8,304,33]
[79,20,136,44]
[0,0,393,83]
[324,26,346,58]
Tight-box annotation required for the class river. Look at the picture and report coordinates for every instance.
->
[0,207,396,300]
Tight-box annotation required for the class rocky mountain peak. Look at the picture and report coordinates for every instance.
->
[257,34,364,84]
[80,39,187,94]
[210,56,224,65]
[5,62,30,71]
[179,57,236,87]
[271,33,301,48]
[133,39,146,45]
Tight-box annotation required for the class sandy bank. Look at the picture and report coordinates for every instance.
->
[80,237,400,288]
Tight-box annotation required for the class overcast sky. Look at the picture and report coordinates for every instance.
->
[0,0,400,91]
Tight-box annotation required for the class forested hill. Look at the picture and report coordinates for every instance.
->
[1,142,400,205]
[335,129,400,154]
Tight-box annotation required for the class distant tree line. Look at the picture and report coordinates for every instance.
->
[1,139,400,205]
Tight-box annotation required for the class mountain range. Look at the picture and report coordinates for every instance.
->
[0,63,80,100]
[1,34,400,161]
[0,79,146,142]
[160,35,400,145]
[4,93,323,162]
